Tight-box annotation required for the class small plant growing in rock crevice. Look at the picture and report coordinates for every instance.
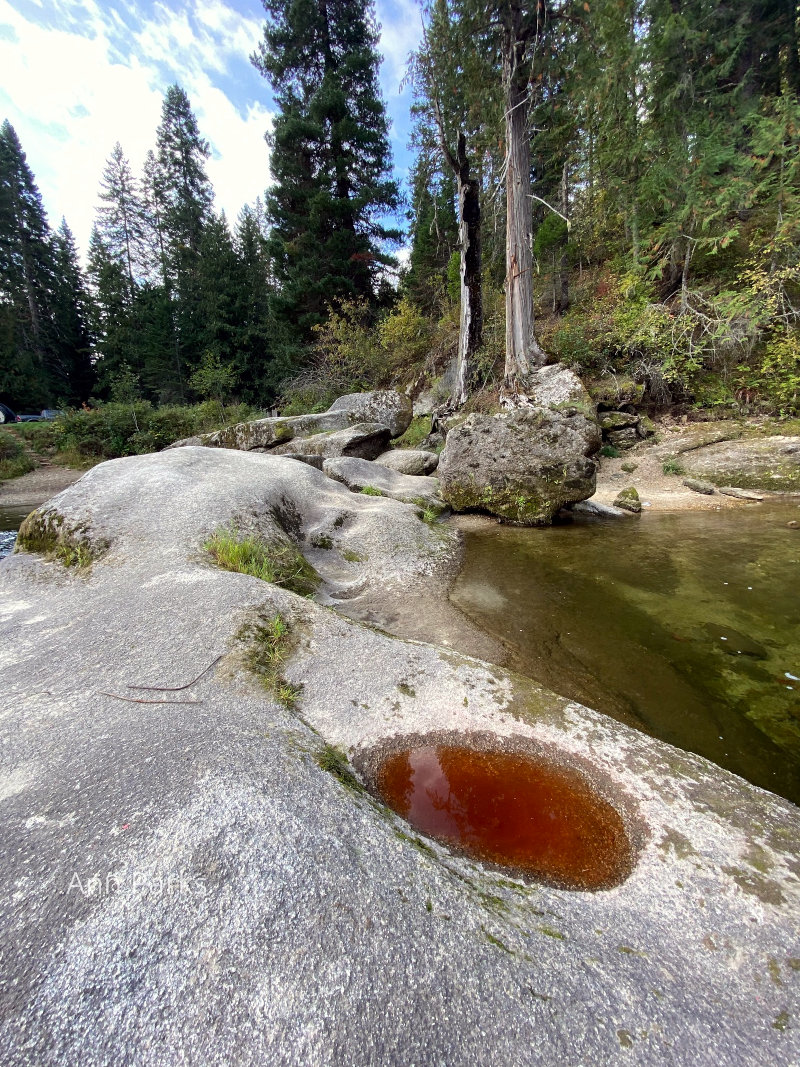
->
[238,613,303,709]
[315,743,363,792]
[205,526,319,596]
[360,485,384,497]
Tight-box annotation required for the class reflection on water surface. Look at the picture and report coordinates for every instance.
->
[451,505,800,805]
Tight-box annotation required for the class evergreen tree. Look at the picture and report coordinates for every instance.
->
[51,219,95,403]
[234,200,291,401]
[252,0,401,338]
[0,120,62,407]
[96,142,145,293]
[87,224,139,391]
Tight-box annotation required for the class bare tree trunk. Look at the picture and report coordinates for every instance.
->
[557,161,570,313]
[502,9,546,390]
[453,134,482,406]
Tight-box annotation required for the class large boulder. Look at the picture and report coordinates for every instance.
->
[270,423,391,461]
[527,363,596,418]
[374,449,439,476]
[682,436,800,492]
[323,456,444,511]
[328,390,413,438]
[170,390,412,453]
[438,407,601,525]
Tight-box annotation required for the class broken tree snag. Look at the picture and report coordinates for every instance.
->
[454,132,483,407]
[502,0,547,387]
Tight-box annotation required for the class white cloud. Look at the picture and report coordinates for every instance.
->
[376,0,422,97]
[0,0,273,258]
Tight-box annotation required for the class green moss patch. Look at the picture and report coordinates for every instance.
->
[15,509,107,569]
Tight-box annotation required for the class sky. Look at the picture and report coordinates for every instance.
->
[0,0,422,259]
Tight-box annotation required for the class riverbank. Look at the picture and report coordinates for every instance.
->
[594,417,800,512]
[0,462,83,509]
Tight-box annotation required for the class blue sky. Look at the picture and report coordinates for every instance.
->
[0,0,422,258]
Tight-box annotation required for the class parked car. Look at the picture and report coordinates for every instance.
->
[0,403,19,424]
[40,409,65,420]
[18,414,44,422]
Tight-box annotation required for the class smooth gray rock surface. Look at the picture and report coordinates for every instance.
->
[0,448,798,1067]
[438,408,601,525]
[322,456,444,510]
[374,449,439,476]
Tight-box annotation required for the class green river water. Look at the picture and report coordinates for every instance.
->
[450,504,800,806]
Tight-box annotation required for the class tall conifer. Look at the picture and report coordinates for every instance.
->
[252,0,401,337]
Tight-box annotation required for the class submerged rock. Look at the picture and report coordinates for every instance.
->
[438,407,600,525]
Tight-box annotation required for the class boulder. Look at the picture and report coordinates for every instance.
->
[323,456,444,511]
[606,427,639,450]
[569,499,630,519]
[374,449,439,476]
[614,486,642,513]
[169,390,412,452]
[683,477,716,495]
[328,389,413,438]
[600,411,639,431]
[271,423,391,461]
[438,408,601,525]
[527,363,596,418]
[683,436,800,492]
[719,486,764,501]
[588,374,644,410]
[1,447,799,1066]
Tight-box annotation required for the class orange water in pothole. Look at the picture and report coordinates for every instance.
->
[376,745,633,890]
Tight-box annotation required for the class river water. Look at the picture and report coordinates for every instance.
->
[451,504,800,805]
[0,505,29,560]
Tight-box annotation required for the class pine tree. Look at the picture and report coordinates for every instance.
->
[51,219,95,403]
[96,142,145,293]
[252,0,401,338]
[0,120,62,406]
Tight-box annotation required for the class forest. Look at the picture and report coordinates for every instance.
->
[1,0,799,429]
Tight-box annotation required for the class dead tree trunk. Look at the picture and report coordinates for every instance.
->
[435,108,483,408]
[502,3,546,392]
[453,134,482,406]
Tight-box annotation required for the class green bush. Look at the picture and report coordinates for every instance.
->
[53,400,261,463]
[0,430,35,480]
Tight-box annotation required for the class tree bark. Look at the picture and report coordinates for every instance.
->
[453,134,482,406]
[502,4,546,389]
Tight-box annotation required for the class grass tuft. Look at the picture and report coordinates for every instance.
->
[205,526,319,597]
[360,485,384,497]
[238,613,303,709]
